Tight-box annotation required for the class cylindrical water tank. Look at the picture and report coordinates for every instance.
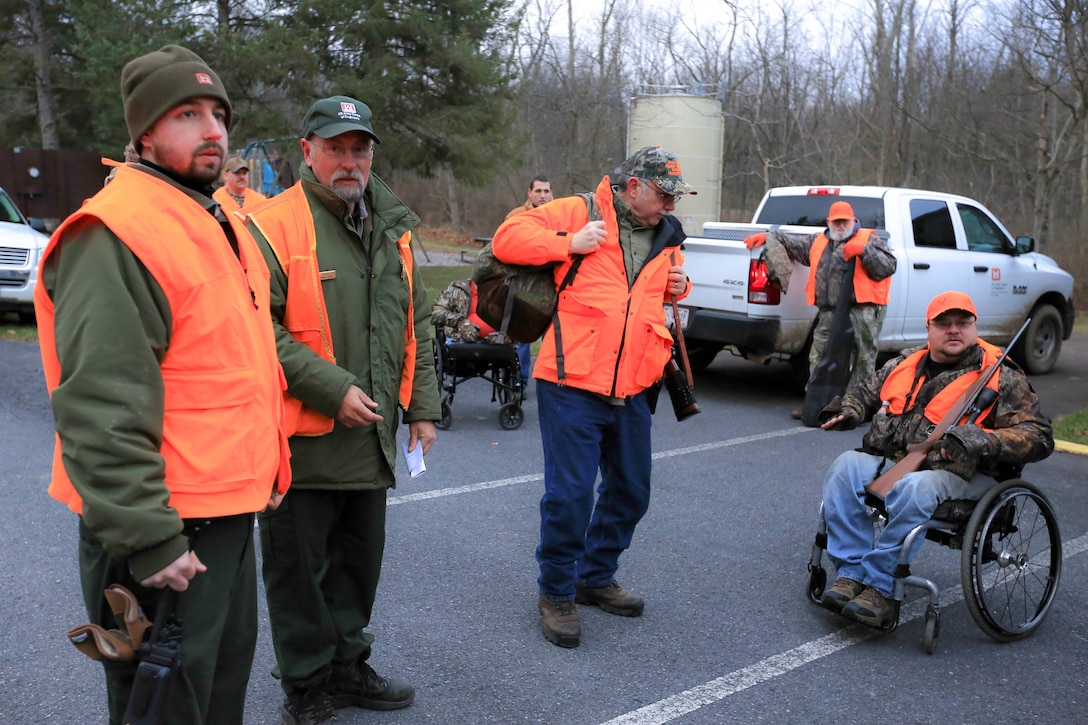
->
[628,91,723,235]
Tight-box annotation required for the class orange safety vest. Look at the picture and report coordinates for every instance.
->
[492,176,680,397]
[806,229,891,306]
[35,166,291,517]
[213,186,267,214]
[247,183,417,436]
[879,340,1003,428]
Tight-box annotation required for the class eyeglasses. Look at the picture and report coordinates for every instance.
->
[930,317,976,330]
[309,139,375,160]
[643,180,681,204]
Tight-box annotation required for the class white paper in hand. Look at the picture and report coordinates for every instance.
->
[401,439,426,478]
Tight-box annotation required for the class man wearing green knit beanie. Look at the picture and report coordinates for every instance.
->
[36,44,288,725]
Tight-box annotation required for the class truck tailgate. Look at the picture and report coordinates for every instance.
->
[680,224,766,315]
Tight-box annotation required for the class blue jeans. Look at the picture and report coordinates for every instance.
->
[822,450,997,597]
[516,342,531,383]
[535,381,653,601]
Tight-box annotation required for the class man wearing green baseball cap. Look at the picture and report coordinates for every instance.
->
[247,97,440,724]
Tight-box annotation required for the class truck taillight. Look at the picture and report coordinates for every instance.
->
[748,258,780,305]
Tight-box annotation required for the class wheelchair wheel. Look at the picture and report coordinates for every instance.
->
[805,565,827,604]
[436,399,452,431]
[923,606,940,655]
[498,402,524,430]
[495,364,517,405]
[960,480,1061,642]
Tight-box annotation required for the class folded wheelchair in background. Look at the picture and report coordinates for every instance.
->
[432,325,525,430]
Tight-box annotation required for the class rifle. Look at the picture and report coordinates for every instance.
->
[865,318,1030,500]
[800,259,857,427]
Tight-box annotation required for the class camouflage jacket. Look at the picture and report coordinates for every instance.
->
[771,224,896,308]
[431,280,481,342]
[839,343,1053,479]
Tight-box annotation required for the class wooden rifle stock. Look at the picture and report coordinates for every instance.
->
[864,318,1030,499]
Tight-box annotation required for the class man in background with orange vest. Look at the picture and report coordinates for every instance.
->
[493,145,693,649]
[213,156,267,213]
[34,45,291,724]
[245,95,440,725]
[817,291,1052,628]
[505,174,554,219]
[745,200,897,416]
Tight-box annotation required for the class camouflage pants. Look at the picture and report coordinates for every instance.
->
[809,303,887,387]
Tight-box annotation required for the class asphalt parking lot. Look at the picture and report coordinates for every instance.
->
[1,334,1085,724]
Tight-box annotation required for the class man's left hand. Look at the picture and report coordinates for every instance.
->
[408,420,437,456]
[667,265,687,297]
[937,424,998,463]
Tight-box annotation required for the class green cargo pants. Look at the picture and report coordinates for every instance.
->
[258,488,386,694]
[78,513,257,725]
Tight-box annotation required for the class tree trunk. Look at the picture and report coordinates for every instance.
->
[26,0,59,149]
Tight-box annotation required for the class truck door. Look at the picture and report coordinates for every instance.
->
[899,197,972,344]
[955,202,1029,340]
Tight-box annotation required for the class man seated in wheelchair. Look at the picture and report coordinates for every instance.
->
[432,279,508,345]
[816,291,1053,628]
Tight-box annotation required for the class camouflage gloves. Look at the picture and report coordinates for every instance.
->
[934,424,999,480]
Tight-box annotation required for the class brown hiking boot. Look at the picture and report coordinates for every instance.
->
[538,595,580,648]
[821,577,865,612]
[842,586,896,628]
[574,580,645,617]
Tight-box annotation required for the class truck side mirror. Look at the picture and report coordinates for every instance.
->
[1014,235,1035,255]
[29,218,47,233]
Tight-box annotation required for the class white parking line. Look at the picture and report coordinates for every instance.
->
[599,532,1088,725]
[388,426,819,505]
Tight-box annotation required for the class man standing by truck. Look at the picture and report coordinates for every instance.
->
[745,200,896,417]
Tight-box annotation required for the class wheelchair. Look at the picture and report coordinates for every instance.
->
[432,325,525,431]
[806,475,1062,654]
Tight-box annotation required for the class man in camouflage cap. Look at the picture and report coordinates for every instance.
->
[492,146,695,648]
[621,145,698,197]
[816,291,1053,629]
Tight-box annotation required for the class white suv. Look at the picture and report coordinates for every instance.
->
[0,187,49,323]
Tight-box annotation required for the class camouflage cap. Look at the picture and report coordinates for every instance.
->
[621,145,697,195]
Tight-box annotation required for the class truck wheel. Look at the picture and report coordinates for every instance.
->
[1012,304,1062,375]
[685,341,723,373]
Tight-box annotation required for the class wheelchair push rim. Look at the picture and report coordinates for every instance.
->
[960,479,1061,642]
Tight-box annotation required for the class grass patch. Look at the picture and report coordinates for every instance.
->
[1054,409,1088,445]
[419,265,472,305]
[0,313,37,342]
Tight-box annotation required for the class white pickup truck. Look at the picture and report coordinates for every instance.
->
[676,185,1076,386]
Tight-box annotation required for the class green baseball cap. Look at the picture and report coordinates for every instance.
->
[301,96,382,143]
[622,145,697,195]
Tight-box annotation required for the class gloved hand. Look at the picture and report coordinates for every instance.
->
[744,232,767,250]
[820,402,863,431]
[457,319,480,342]
[843,237,866,260]
[937,424,998,463]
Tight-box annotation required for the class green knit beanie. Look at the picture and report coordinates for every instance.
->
[121,45,232,147]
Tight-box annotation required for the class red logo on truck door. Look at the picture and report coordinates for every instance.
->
[992,268,1001,281]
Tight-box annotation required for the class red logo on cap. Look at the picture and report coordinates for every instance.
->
[665,159,682,177]
[341,102,357,114]
[195,72,214,85]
